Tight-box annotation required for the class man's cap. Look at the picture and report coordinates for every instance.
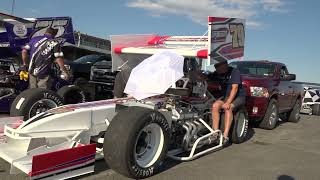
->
[214,60,228,68]
[45,27,58,36]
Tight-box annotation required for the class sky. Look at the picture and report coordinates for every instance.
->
[0,0,320,83]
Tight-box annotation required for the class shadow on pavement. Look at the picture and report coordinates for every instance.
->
[278,175,295,180]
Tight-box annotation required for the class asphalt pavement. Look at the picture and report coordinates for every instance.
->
[0,115,320,180]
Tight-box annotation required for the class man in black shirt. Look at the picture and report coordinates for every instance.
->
[211,61,246,145]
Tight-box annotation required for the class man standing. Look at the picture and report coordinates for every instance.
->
[21,27,70,89]
[211,60,246,145]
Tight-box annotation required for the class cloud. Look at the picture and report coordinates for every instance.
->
[127,0,287,27]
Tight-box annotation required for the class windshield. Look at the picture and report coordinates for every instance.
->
[229,61,276,77]
[74,55,101,64]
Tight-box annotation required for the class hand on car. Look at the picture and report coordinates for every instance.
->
[222,102,231,110]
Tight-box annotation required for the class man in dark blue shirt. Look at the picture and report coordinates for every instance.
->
[21,27,69,89]
[211,60,246,145]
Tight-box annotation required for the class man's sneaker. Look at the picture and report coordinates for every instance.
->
[222,136,230,146]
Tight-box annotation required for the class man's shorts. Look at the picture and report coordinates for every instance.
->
[29,74,51,89]
[218,96,246,111]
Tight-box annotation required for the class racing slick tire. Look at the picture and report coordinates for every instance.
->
[103,107,170,179]
[311,104,320,116]
[10,88,63,120]
[220,107,249,144]
[259,99,279,130]
[287,99,301,122]
[57,85,86,104]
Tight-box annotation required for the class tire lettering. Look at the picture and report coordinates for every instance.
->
[16,98,25,110]
[132,165,154,177]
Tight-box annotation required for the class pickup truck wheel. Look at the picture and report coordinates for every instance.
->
[219,108,249,144]
[259,99,278,130]
[10,88,63,120]
[57,85,86,104]
[103,107,170,179]
[287,99,301,122]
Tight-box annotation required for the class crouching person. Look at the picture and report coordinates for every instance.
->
[211,61,246,145]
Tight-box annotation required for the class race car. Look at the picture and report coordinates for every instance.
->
[0,17,249,179]
[0,58,86,119]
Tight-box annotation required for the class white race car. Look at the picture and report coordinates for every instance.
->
[0,17,249,179]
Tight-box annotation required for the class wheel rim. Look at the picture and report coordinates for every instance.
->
[269,104,277,125]
[28,99,58,118]
[134,123,164,168]
[236,112,247,137]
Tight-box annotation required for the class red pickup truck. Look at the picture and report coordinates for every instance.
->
[208,60,304,130]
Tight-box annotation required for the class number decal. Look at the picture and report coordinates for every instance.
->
[229,23,245,48]
[32,19,69,38]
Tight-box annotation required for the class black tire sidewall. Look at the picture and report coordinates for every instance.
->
[260,99,278,130]
[103,107,170,179]
[127,111,170,178]
[288,99,301,122]
[231,108,249,143]
[57,85,86,104]
[10,88,63,120]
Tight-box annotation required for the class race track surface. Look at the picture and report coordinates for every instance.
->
[0,115,319,180]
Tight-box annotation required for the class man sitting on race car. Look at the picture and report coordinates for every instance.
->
[21,27,70,89]
[211,60,246,145]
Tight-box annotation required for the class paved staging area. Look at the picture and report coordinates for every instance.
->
[0,115,319,180]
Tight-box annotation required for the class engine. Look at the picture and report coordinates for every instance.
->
[168,99,213,151]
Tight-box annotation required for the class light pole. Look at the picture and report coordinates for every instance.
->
[11,0,15,15]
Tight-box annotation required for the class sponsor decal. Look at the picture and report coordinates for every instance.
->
[0,42,10,47]
[208,17,245,63]
[13,23,27,37]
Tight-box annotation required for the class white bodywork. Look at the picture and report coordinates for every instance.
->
[0,97,162,179]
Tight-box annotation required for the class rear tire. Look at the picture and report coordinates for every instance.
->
[230,108,249,143]
[103,107,170,179]
[10,88,63,120]
[219,108,249,144]
[259,99,278,130]
[57,85,86,104]
[287,99,301,122]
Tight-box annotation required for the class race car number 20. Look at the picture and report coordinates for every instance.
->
[229,23,245,48]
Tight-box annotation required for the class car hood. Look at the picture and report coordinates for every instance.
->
[241,74,274,88]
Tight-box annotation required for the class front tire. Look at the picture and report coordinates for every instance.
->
[103,107,170,179]
[10,88,63,120]
[259,99,279,130]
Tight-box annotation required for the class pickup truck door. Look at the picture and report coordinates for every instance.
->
[277,66,294,112]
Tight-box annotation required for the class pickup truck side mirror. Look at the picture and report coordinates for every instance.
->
[282,74,296,81]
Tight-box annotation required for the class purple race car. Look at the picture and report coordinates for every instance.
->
[0,59,86,119]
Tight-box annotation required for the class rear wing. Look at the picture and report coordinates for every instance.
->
[111,16,245,71]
